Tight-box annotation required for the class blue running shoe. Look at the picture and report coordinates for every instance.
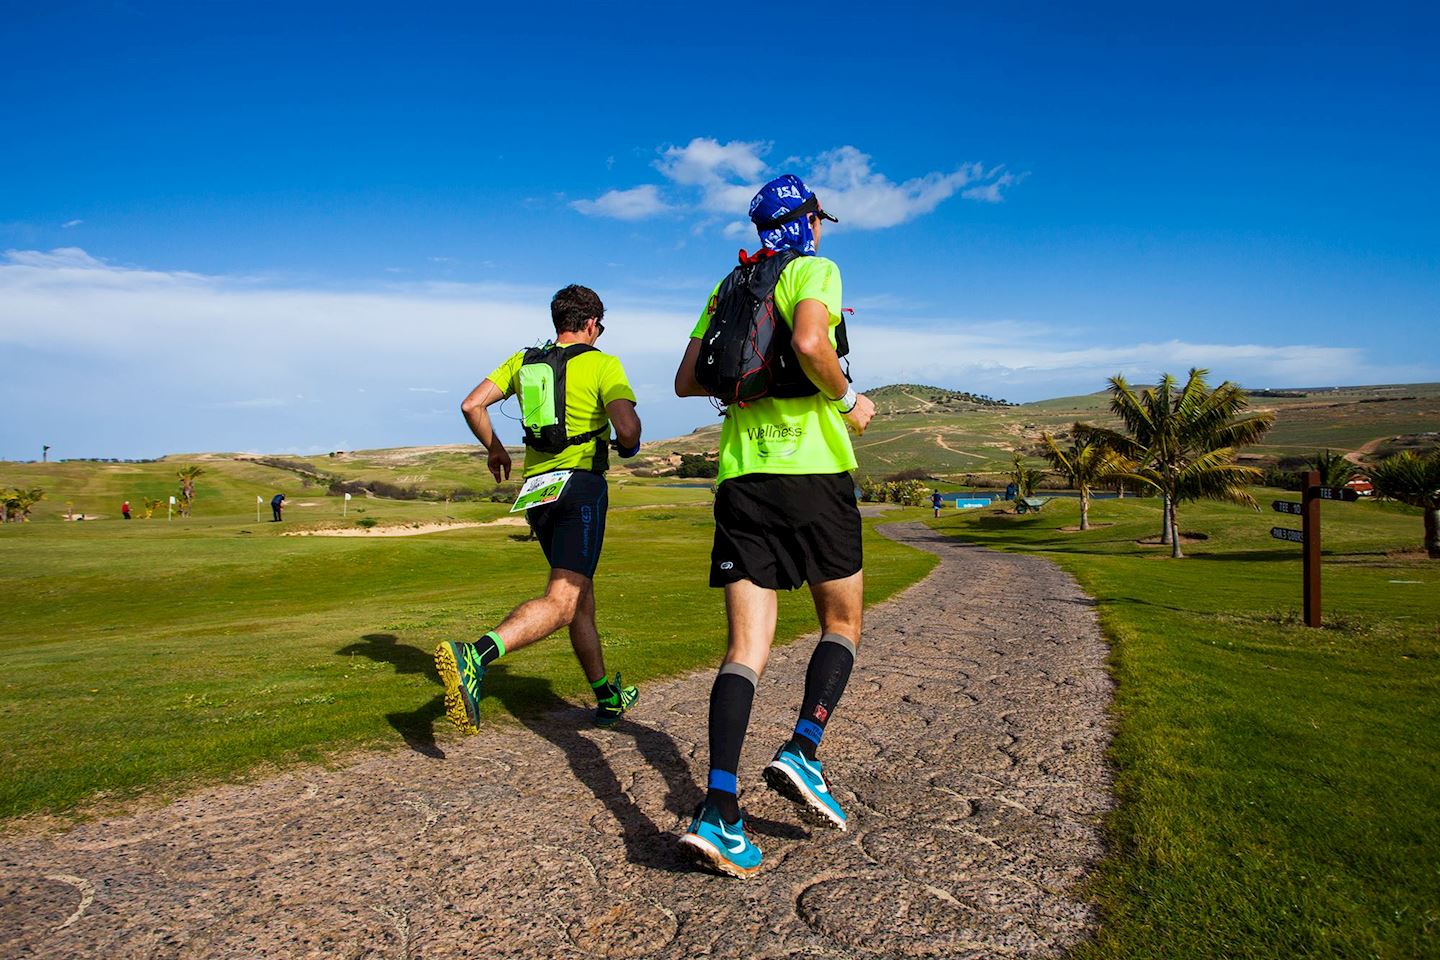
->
[679,802,762,878]
[764,746,847,830]
[434,641,485,735]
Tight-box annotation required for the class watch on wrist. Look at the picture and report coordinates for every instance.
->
[831,387,858,414]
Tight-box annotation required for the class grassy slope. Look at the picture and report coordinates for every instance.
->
[650,382,1440,482]
[0,461,935,819]
[929,495,1439,958]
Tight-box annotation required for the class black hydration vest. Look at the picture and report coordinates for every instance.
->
[518,343,610,472]
[694,249,850,406]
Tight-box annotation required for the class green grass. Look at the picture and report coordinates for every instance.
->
[929,494,1439,958]
[0,473,934,821]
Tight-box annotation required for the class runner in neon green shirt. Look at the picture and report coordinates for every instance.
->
[673,174,877,879]
[486,344,636,477]
[434,284,644,737]
[689,255,857,483]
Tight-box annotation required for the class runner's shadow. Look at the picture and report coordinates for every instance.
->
[487,665,699,873]
[336,632,446,759]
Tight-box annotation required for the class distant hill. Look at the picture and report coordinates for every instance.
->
[864,384,1016,416]
[8,383,1438,502]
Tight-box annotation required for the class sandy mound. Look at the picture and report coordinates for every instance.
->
[1137,532,1209,545]
[282,518,526,538]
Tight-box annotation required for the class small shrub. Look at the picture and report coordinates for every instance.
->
[676,453,719,479]
[355,517,379,529]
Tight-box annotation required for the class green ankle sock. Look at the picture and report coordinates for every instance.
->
[477,631,505,667]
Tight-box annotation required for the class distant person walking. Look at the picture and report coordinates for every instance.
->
[270,493,285,522]
[932,489,944,518]
[673,174,875,877]
[122,500,132,520]
[434,284,644,733]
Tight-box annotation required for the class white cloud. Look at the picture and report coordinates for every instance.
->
[61,219,84,228]
[571,184,671,220]
[656,138,769,186]
[0,247,1424,459]
[805,147,993,228]
[570,138,1021,228]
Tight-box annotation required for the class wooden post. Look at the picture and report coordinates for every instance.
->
[1302,469,1321,627]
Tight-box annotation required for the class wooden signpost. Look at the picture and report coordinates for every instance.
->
[1268,470,1362,628]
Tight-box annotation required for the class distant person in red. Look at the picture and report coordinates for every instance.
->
[271,493,286,522]
[121,500,132,520]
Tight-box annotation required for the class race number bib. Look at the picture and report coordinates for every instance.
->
[510,470,573,513]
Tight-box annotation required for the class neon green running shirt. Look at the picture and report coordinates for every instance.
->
[690,255,857,483]
[487,344,636,477]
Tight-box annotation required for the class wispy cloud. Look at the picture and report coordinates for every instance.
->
[211,397,288,409]
[0,247,1426,458]
[572,138,1023,229]
[571,184,671,220]
[61,219,84,228]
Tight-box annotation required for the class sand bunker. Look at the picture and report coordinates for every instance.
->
[282,518,526,537]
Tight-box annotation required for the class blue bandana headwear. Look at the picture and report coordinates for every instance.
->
[748,174,836,256]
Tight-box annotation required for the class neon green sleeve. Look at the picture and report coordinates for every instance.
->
[486,351,525,398]
[690,281,723,338]
[781,256,843,328]
[599,356,637,406]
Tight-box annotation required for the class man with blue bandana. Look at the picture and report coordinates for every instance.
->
[674,174,876,877]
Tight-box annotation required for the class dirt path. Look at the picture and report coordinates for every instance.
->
[1,523,1112,959]
[1344,436,1388,465]
[932,431,986,461]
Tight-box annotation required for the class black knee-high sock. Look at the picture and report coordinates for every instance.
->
[706,662,757,823]
[787,633,856,761]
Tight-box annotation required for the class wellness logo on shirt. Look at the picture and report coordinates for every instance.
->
[744,423,804,459]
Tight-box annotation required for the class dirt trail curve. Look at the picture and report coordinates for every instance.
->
[1,523,1112,959]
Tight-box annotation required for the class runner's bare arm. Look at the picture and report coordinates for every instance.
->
[460,379,512,482]
[607,398,641,449]
[674,337,710,397]
[791,299,875,434]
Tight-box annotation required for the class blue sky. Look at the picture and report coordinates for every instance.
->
[3,1,1437,459]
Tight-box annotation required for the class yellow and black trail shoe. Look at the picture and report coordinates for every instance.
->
[434,641,485,734]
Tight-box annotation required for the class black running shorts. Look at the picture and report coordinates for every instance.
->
[529,470,609,579]
[710,472,863,590]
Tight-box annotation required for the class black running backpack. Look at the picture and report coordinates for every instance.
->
[518,343,610,468]
[694,249,850,406]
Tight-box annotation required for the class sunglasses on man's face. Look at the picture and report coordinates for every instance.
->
[593,319,605,336]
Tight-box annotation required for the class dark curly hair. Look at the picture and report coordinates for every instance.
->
[550,284,605,335]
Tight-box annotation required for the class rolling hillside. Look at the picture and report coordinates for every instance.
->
[5,382,1437,512]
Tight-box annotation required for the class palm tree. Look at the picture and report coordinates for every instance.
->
[1040,427,1125,530]
[0,488,15,523]
[1089,369,1274,558]
[1369,451,1440,559]
[176,465,204,518]
[1009,452,1046,500]
[8,487,45,522]
[1311,449,1355,488]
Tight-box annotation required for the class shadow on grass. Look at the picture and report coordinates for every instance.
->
[486,663,703,872]
[337,632,446,760]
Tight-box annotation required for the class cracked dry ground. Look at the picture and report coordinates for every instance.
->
[1,522,1113,959]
